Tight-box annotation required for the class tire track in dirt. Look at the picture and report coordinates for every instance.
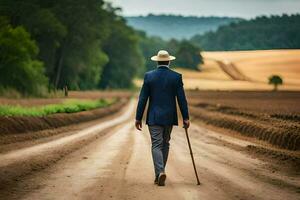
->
[205,57,251,81]
[18,123,135,200]
[0,99,136,194]
[1,98,299,200]
[170,125,300,200]
[188,125,300,188]
[115,126,187,200]
[81,124,135,200]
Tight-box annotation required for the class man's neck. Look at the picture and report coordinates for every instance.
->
[157,65,169,68]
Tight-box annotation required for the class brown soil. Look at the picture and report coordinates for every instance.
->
[0,98,129,135]
[0,100,299,199]
[68,90,132,99]
[188,90,300,115]
[188,91,300,150]
[0,91,133,106]
[0,100,132,149]
[192,121,300,170]
[0,98,64,107]
[0,99,135,198]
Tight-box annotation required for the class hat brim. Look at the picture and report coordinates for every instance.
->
[151,55,176,61]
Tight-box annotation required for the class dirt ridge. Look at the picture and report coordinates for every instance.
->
[190,106,300,151]
[0,100,135,195]
[0,98,129,135]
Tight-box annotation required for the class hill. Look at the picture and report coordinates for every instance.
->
[125,14,242,40]
[135,50,300,91]
[191,14,300,50]
[202,50,300,87]
[180,50,300,90]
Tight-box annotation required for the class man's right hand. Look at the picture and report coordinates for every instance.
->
[183,119,190,129]
[135,120,142,131]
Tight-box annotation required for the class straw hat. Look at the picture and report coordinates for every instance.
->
[151,50,176,61]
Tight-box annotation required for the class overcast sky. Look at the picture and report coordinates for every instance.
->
[107,0,300,19]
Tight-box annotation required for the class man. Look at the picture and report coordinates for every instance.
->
[135,50,190,186]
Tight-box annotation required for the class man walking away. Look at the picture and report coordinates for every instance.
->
[135,50,190,186]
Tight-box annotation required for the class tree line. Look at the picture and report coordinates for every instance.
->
[190,14,300,50]
[126,14,241,40]
[0,0,143,95]
[0,0,203,96]
[138,31,203,72]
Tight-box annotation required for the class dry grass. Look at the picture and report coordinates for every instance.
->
[201,50,300,90]
[167,50,300,91]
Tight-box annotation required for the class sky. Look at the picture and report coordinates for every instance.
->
[107,0,300,19]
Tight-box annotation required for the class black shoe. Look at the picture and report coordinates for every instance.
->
[158,172,166,186]
[154,176,158,185]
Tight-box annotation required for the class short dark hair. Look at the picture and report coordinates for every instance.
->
[157,61,170,66]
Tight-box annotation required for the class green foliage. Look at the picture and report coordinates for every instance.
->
[0,98,115,117]
[171,40,203,70]
[268,75,283,91]
[1,0,146,93]
[99,12,144,89]
[79,48,109,90]
[137,31,167,72]
[137,32,203,72]
[191,14,300,50]
[0,19,48,96]
[126,14,242,40]
[28,8,68,82]
[49,0,110,89]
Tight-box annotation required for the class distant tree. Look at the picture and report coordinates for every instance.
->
[0,19,48,95]
[191,14,300,51]
[166,39,180,55]
[99,12,144,89]
[1,0,150,91]
[137,32,204,73]
[268,75,283,91]
[126,14,242,40]
[45,0,110,89]
[0,0,67,88]
[172,40,203,71]
[137,31,167,72]
[2,0,213,93]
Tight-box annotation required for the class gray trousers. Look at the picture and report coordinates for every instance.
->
[148,125,173,177]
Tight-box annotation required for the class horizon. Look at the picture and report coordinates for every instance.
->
[108,0,300,19]
[124,13,300,19]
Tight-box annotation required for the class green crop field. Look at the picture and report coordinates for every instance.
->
[0,99,115,117]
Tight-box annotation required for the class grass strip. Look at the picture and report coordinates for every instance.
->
[0,99,116,117]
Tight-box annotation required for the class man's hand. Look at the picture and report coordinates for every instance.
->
[183,119,190,129]
[135,120,142,131]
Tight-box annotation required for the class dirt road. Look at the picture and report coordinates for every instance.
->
[0,100,299,200]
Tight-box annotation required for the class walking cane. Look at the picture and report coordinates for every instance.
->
[184,127,201,185]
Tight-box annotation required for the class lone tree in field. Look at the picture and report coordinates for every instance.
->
[268,75,283,91]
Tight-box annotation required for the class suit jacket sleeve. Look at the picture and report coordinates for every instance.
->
[136,73,150,121]
[176,74,189,120]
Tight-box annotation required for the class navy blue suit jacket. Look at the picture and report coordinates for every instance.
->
[136,66,189,126]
